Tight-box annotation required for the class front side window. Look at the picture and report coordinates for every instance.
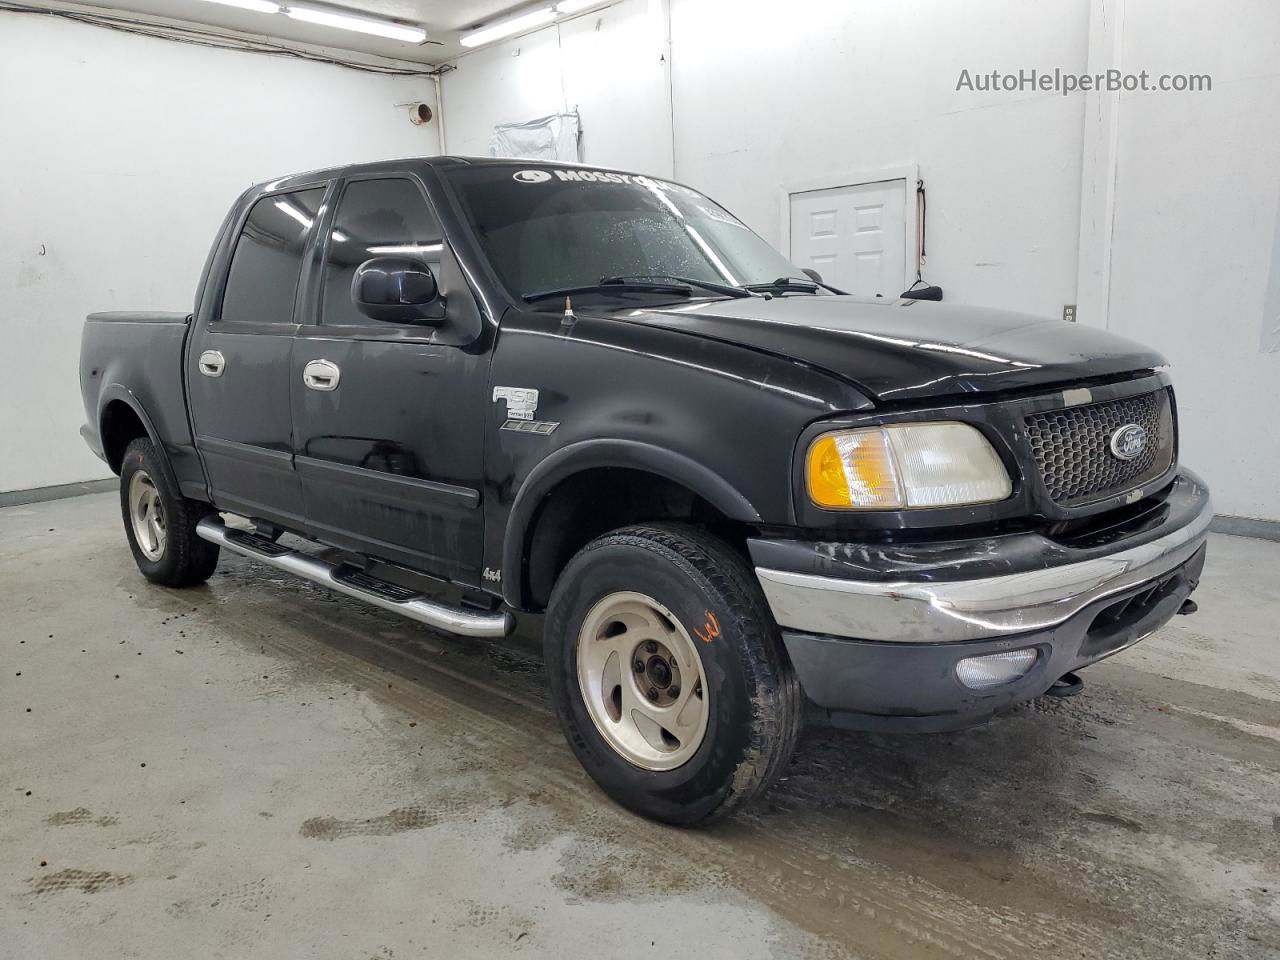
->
[441,164,801,303]
[321,177,443,327]
[220,188,325,324]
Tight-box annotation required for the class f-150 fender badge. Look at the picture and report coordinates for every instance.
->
[492,386,539,420]
[493,386,559,435]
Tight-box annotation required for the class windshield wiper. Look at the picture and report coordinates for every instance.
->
[523,281,693,304]
[744,276,845,295]
[600,274,754,299]
[523,274,755,305]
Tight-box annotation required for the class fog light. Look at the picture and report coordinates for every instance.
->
[955,649,1039,690]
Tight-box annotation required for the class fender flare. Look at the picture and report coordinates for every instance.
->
[97,384,180,491]
[500,438,762,608]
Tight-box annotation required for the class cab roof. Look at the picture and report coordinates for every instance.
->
[253,155,648,195]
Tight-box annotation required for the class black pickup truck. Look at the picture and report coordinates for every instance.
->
[80,157,1211,824]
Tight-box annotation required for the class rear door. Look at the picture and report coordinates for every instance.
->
[187,185,329,529]
[289,173,490,583]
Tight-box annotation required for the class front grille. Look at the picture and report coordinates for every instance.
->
[1025,388,1175,506]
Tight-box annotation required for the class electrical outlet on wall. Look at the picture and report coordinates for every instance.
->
[1063,304,1077,323]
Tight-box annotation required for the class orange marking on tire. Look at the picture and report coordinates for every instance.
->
[695,610,721,644]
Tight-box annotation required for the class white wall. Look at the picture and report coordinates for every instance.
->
[670,0,1089,319]
[1079,0,1280,520]
[0,14,439,493]
[440,0,673,176]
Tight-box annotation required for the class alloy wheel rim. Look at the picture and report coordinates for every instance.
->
[128,470,167,562]
[576,591,709,771]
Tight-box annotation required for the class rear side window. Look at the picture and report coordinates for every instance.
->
[220,187,326,324]
[321,178,443,327]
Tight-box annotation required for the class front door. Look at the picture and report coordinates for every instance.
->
[187,185,328,529]
[789,179,907,297]
[289,174,489,584]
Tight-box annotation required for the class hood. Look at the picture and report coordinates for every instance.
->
[627,296,1165,404]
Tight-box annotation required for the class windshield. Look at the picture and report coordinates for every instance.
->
[441,164,804,302]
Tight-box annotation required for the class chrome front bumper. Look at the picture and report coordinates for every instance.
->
[756,472,1213,645]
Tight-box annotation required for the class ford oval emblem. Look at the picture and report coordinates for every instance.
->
[512,169,551,184]
[1109,423,1148,461]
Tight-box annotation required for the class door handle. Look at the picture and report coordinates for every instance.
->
[303,359,341,392]
[198,350,225,378]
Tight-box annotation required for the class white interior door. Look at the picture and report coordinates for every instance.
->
[789,179,908,297]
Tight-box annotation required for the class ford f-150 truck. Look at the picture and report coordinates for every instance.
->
[80,157,1211,824]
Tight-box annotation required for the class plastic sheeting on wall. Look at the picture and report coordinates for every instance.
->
[489,112,582,162]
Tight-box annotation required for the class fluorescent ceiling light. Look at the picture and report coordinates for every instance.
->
[685,225,739,285]
[286,4,427,43]
[367,243,443,255]
[274,199,313,228]
[195,0,281,12]
[460,6,555,47]
[554,0,601,13]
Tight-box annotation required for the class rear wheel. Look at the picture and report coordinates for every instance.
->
[119,437,219,587]
[545,523,803,825]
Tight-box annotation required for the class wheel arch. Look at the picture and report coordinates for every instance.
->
[501,439,762,611]
[98,386,178,489]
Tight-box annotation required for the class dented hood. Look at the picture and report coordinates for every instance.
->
[635,295,1165,403]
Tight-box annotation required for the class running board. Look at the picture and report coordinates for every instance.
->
[196,517,513,639]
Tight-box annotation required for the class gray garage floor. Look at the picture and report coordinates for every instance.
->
[2,492,1278,959]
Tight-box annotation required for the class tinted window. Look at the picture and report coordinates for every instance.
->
[220,188,325,324]
[441,164,799,302]
[321,178,443,327]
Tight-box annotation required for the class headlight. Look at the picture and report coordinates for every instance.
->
[806,422,1011,510]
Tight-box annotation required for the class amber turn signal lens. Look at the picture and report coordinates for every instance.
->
[806,430,904,509]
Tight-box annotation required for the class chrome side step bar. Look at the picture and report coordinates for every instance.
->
[196,517,513,638]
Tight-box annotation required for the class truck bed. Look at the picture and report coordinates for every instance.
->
[79,311,204,499]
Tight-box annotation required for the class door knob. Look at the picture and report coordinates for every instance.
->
[198,350,225,378]
[303,359,341,391]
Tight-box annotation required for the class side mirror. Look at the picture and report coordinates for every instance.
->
[351,257,443,324]
[801,267,824,284]
[900,283,943,301]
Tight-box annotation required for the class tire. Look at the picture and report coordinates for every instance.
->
[545,523,803,825]
[119,437,220,587]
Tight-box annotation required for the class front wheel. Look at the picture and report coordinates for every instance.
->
[545,524,803,825]
[119,437,220,587]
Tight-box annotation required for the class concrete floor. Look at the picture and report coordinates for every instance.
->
[2,493,1278,959]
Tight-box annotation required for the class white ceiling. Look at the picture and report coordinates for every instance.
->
[83,0,532,64]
